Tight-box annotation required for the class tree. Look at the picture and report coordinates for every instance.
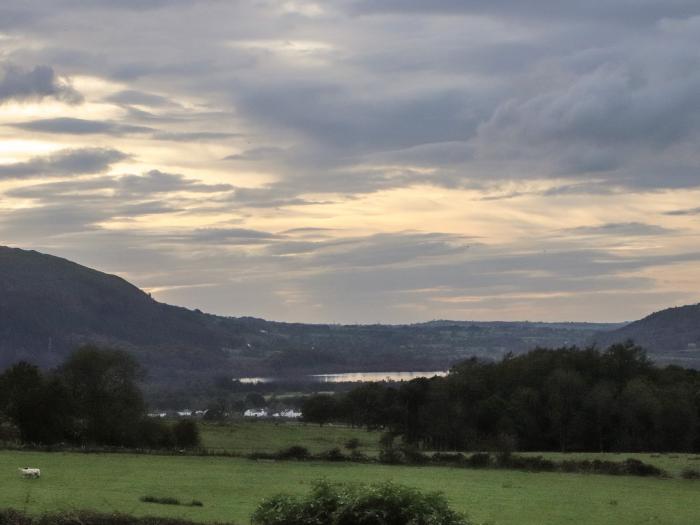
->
[245,392,267,409]
[58,345,146,446]
[301,394,338,426]
[173,419,201,449]
[546,368,585,452]
[0,362,74,444]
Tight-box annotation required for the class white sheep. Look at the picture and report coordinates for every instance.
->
[18,467,41,479]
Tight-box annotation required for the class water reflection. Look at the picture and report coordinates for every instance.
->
[236,370,448,384]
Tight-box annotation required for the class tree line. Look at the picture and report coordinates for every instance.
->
[302,342,700,452]
[0,346,199,448]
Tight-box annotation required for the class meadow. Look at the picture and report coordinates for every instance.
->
[198,421,700,476]
[2,449,700,525]
[198,421,382,456]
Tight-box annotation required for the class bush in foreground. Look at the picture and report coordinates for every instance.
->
[251,480,469,525]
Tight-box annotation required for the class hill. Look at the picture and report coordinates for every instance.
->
[0,246,622,385]
[591,303,700,365]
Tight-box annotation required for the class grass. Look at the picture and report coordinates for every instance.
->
[525,451,700,478]
[197,421,700,477]
[198,421,381,456]
[2,450,700,525]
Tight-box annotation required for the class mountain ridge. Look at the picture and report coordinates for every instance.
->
[3,245,697,384]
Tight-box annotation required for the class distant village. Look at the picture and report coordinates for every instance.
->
[147,408,302,419]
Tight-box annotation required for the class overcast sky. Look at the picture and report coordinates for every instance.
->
[1,0,700,323]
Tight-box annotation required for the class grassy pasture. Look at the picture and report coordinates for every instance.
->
[198,421,382,456]
[198,421,700,477]
[2,450,700,525]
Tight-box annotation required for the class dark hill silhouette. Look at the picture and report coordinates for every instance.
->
[591,303,700,365]
[0,245,627,384]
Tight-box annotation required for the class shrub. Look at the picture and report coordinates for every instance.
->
[344,438,360,451]
[399,445,429,464]
[140,495,181,505]
[251,480,469,525]
[136,419,175,449]
[432,452,465,464]
[276,445,310,460]
[466,452,492,468]
[497,454,556,472]
[620,458,665,477]
[378,447,403,464]
[681,468,700,480]
[317,447,347,462]
[173,420,200,449]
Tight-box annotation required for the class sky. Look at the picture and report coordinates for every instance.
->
[1,0,700,324]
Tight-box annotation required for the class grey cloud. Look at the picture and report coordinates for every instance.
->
[5,169,233,200]
[116,170,234,197]
[0,63,83,104]
[563,222,675,236]
[0,148,127,180]
[152,131,242,142]
[664,207,700,216]
[104,89,178,107]
[224,147,287,161]
[346,1,700,24]
[9,117,152,135]
[189,228,280,244]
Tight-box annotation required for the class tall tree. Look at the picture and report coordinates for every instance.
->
[58,345,145,446]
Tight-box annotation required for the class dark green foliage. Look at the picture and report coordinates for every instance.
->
[322,342,700,453]
[0,347,200,449]
[251,480,469,525]
[245,393,267,409]
[136,419,176,449]
[301,395,337,426]
[0,510,220,525]
[276,446,311,460]
[140,496,181,505]
[465,453,492,468]
[60,346,145,446]
[344,438,360,451]
[173,420,201,449]
[317,447,347,462]
[681,468,700,479]
[0,362,73,444]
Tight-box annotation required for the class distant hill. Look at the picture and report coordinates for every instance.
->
[0,246,624,385]
[591,303,700,365]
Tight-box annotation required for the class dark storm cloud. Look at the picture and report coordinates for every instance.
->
[0,148,126,179]
[0,64,83,104]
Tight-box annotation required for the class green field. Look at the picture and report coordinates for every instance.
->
[198,421,700,478]
[198,421,381,456]
[2,450,700,525]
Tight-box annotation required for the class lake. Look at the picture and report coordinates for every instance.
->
[235,370,448,384]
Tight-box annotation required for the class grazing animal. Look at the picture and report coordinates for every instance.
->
[18,467,41,479]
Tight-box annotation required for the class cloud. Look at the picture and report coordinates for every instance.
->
[0,63,83,104]
[663,206,700,216]
[104,89,177,107]
[0,148,127,180]
[2,0,700,322]
[563,222,676,236]
[9,117,152,135]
